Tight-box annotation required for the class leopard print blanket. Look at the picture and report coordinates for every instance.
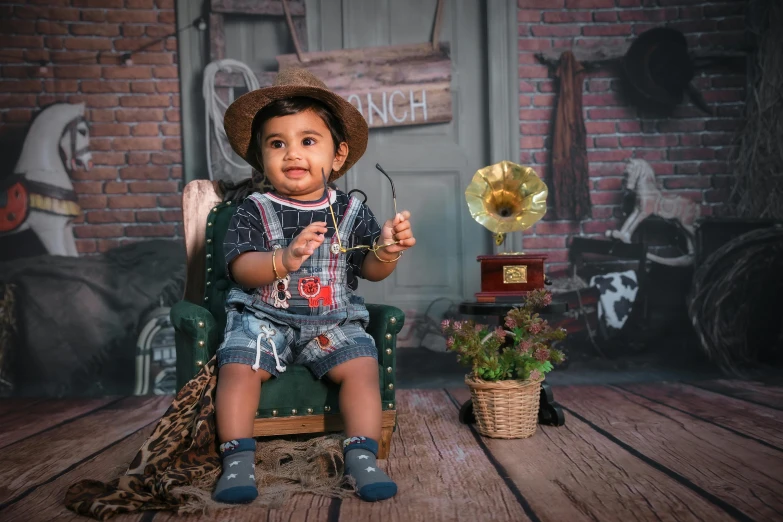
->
[65,357,350,520]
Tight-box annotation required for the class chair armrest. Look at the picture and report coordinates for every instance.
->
[170,300,220,390]
[366,304,404,412]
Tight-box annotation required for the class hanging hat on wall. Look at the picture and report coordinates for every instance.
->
[623,27,695,109]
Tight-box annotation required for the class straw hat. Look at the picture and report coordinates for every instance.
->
[223,68,368,182]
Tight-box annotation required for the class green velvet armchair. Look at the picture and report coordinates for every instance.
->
[170,180,403,458]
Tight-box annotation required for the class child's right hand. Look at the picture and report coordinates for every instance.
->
[282,221,328,272]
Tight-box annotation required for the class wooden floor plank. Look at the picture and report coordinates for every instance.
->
[153,504,333,522]
[689,380,783,411]
[618,382,783,450]
[0,425,156,521]
[0,397,119,449]
[11,510,149,522]
[0,398,43,416]
[338,389,533,522]
[449,387,735,522]
[0,395,171,506]
[556,385,783,521]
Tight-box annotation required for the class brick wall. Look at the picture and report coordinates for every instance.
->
[518,0,746,272]
[0,0,182,254]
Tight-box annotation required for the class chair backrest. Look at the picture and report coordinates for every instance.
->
[181,180,241,353]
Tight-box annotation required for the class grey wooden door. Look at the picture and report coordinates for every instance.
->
[309,0,490,313]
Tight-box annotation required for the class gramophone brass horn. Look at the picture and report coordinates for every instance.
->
[465,161,548,245]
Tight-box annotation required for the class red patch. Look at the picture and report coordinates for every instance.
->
[316,334,332,350]
[298,276,333,307]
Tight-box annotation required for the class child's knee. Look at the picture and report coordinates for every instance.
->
[327,356,378,385]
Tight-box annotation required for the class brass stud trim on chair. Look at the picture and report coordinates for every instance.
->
[198,340,205,347]
[206,281,211,286]
[385,348,392,355]
[387,403,394,409]
[212,207,218,213]
[387,383,394,390]
[389,317,397,325]
[207,267,212,272]
[196,360,203,366]
[385,333,392,340]
[291,409,298,415]
[306,408,313,414]
[271,410,278,416]
[324,405,331,412]
[207,222,213,227]
[204,296,209,301]
[207,239,212,244]
[198,321,205,328]
[206,253,211,259]
[386,367,392,374]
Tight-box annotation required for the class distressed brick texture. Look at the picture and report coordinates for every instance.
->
[517,0,745,271]
[0,0,182,254]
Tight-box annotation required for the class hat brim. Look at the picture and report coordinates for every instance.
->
[624,27,692,106]
[223,85,368,182]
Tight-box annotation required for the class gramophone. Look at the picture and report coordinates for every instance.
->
[465,160,549,303]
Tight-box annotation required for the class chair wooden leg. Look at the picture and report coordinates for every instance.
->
[378,426,393,459]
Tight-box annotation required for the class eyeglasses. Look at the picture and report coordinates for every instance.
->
[322,164,400,254]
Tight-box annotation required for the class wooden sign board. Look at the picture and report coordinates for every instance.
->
[276,43,452,129]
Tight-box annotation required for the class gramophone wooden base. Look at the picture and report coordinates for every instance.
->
[475,254,546,303]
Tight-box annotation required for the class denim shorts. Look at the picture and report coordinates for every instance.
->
[216,288,377,379]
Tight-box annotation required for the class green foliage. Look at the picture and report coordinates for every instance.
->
[442,289,567,382]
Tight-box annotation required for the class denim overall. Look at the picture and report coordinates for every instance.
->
[217,191,377,379]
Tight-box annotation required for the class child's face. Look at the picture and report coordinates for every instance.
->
[259,109,348,200]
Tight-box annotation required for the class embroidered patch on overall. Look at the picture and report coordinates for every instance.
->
[316,334,333,351]
[273,275,291,309]
[298,276,333,307]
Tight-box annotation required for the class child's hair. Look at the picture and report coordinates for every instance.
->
[252,97,347,165]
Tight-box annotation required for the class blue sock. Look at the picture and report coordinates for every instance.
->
[343,436,397,502]
[213,438,258,504]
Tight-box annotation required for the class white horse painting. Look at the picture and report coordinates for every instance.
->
[0,102,92,257]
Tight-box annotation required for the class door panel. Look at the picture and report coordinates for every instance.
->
[322,0,489,312]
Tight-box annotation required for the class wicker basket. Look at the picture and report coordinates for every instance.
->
[466,375,543,439]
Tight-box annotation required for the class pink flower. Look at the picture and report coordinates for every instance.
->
[446,337,455,348]
[475,324,484,333]
[534,347,550,362]
[518,340,533,353]
[542,293,552,306]
[528,322,542,334]
[505,317,517,329]
[453,321,463,330]
[441,319,451,330]
[494,327,506,341]
[529,369,542,381]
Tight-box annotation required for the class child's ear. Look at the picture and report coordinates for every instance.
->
[332,142,349,172]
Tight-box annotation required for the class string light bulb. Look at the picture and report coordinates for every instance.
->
[121,52,133,66]
[38,60,48,74]
[195,16,207,31]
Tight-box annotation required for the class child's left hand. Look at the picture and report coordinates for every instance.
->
[379,211,415,254]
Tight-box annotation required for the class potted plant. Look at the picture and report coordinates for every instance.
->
[442,289,567,439]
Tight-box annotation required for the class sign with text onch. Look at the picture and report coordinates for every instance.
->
[276,42,452,129]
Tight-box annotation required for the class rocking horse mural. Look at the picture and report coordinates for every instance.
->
[0,102,92,259]
[605,158,700,267]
